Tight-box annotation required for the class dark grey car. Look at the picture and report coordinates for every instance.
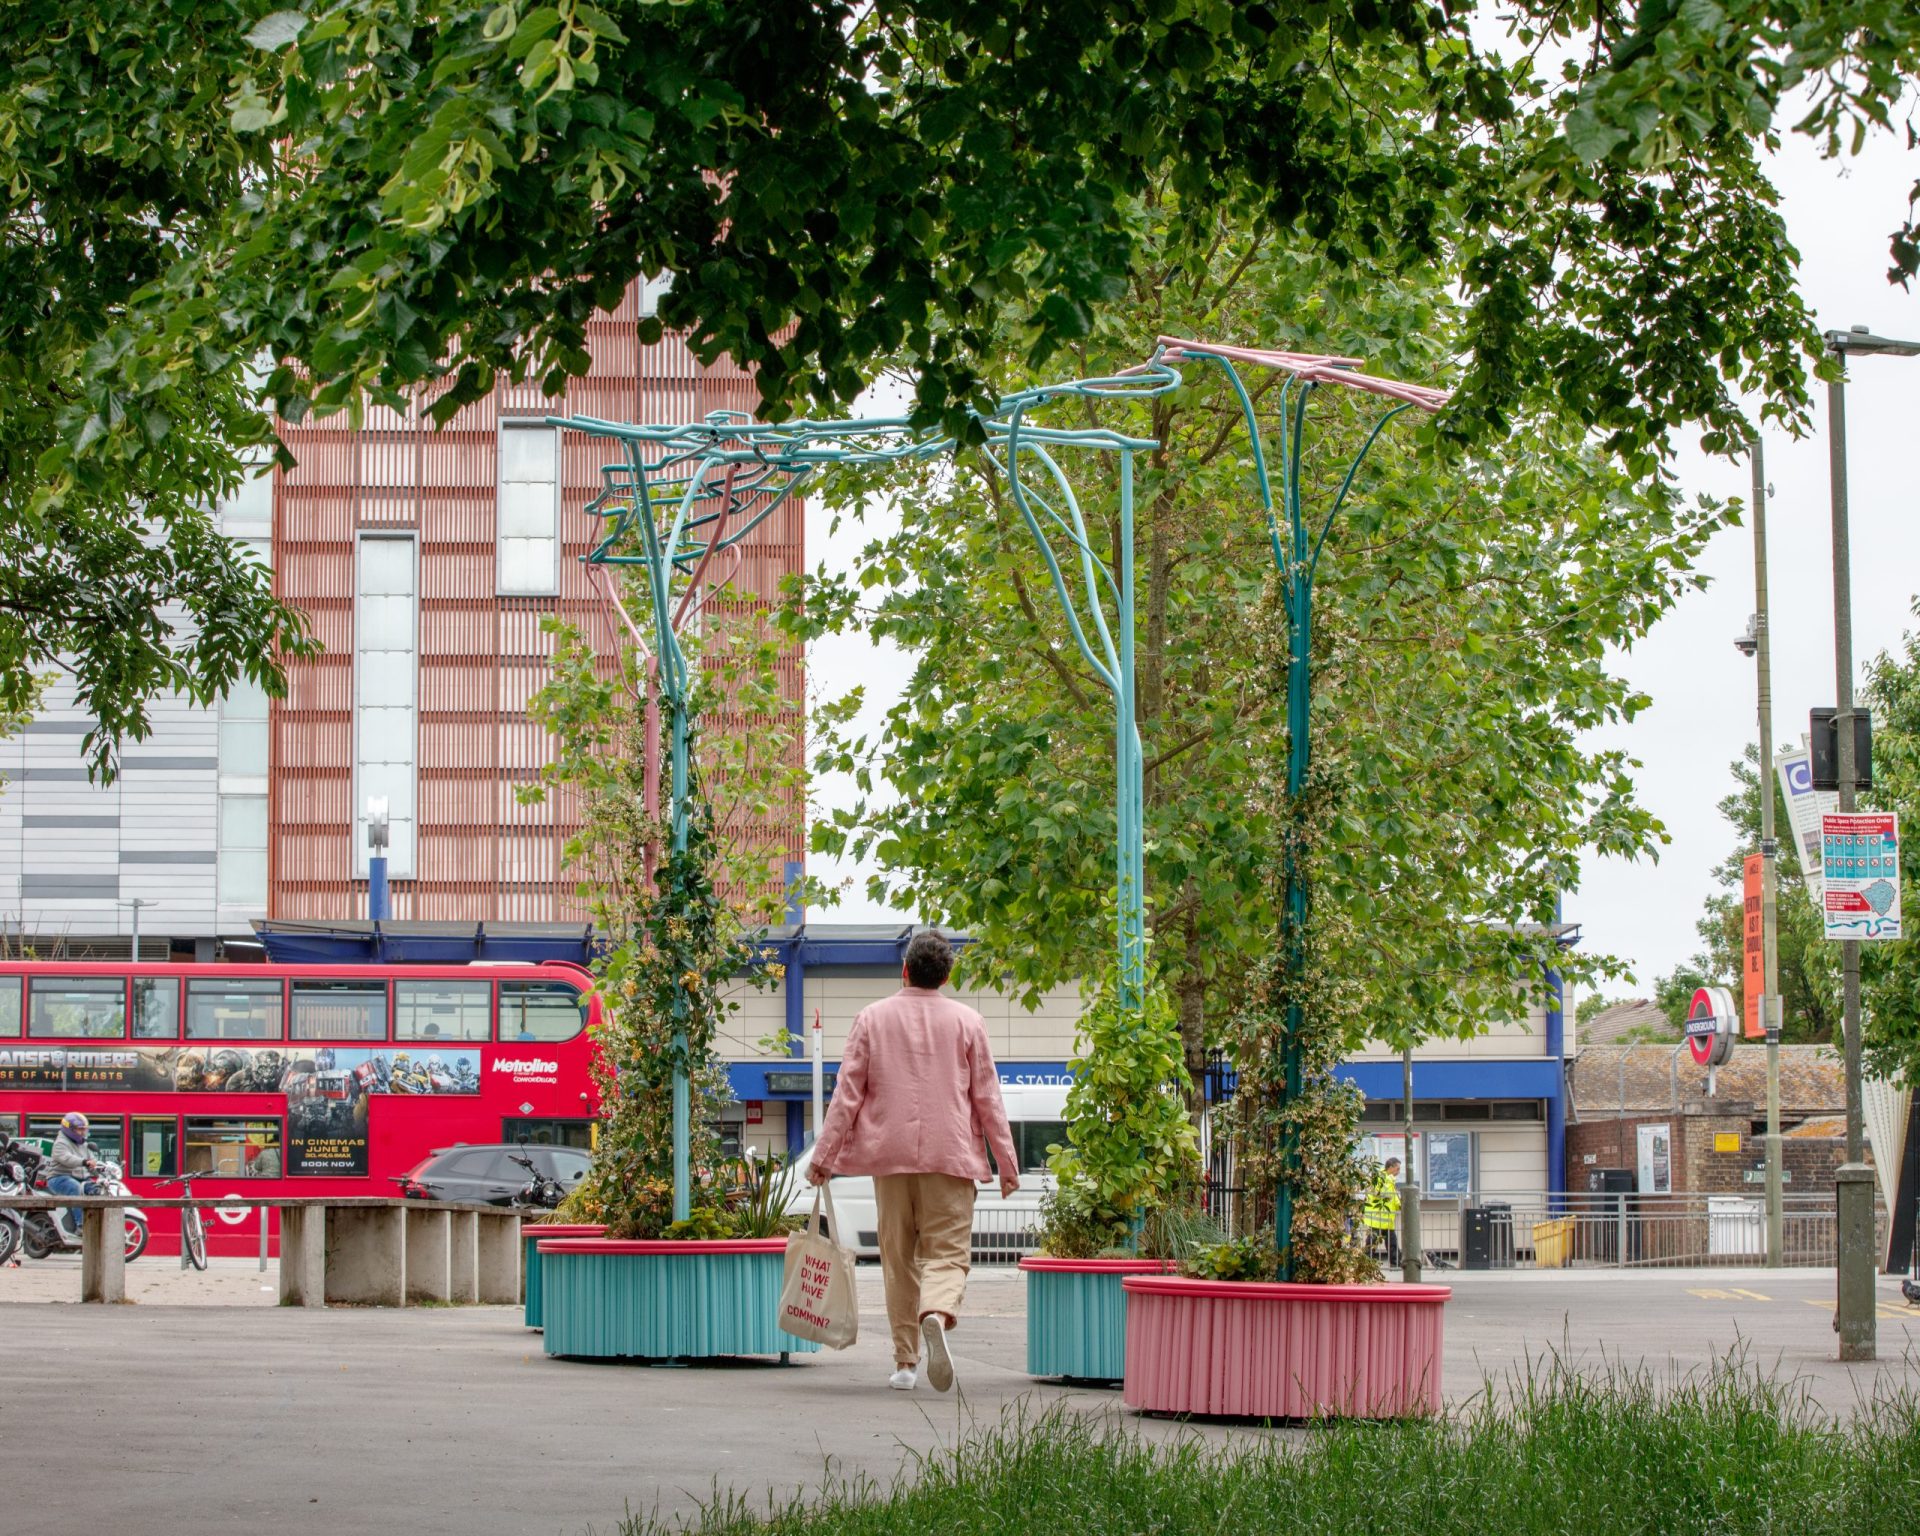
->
[402,1143,591,1206]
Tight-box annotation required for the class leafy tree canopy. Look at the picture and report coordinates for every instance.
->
[64,0,1920,458]
[801,185,1719,1085]
[1,2,313,774]
[1862,615,1920,1086]
[8,0,1917,767]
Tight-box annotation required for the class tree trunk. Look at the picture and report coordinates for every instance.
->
[1176,890,1209,1119]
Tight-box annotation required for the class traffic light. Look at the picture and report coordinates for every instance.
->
[1809,708,1873,793]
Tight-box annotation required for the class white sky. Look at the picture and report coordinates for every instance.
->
[805,121,1920,997]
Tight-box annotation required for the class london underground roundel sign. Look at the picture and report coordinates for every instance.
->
[1685,986,1736,1067]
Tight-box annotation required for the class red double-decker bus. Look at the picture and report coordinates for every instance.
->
[0,961,601,1258]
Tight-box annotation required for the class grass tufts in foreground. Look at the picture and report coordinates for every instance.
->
[622,1356,1920,1535]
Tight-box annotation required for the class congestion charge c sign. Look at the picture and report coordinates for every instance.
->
[1686,986,1736,1067]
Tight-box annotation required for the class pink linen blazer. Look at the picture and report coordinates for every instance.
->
[809,986,1019,1183]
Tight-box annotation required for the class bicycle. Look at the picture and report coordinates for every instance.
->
[157,1169,223,1271]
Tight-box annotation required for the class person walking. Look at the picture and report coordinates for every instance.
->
[1363,1156,1402,1266]
[807,930,1018,1393]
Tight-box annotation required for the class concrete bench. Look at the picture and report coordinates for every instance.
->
[1,1196,521,1307]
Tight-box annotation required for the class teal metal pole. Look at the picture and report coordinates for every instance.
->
[669,681,691,1223]
[1117,448,1143,1010]
[1275,383,1313,1280]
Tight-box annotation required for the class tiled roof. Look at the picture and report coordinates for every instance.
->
[1783,1115,1847,1139]
[1568,1043,1846,1116]
[1581,999,1675,1045]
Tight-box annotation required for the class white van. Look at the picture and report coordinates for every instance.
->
[783,1084,1069,1258]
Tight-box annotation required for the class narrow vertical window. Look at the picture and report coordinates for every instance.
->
[355,534,418,876]
[217,794,268,909]
[497,421,559,595]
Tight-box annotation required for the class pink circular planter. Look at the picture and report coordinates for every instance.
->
[1121,1275,1452,1419]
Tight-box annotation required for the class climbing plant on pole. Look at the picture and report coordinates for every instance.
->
[1165,340,1448,1277]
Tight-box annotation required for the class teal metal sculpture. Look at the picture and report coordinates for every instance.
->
[552,342,1442,1238]
[550,362,1180,1221]
[1152,339,1449,1276]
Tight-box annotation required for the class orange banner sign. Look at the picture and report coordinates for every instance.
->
[1742,853,1766,1038]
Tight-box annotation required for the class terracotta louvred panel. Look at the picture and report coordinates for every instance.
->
[269,279,805,924]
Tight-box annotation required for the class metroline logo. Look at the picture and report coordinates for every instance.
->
[491,1057,559,1075]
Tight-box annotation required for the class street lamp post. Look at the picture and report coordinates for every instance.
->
[1737,438,1784,1267]
[1821,323,1920,1361]
[118,898,152,963]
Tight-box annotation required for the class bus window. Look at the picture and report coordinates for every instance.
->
[28,978,126,1039]
[133,977,180,1039]
[184,1118,282,1177]
[395,980,490,1042]
[498,981,585,1042]
[291,979,387,1040]
[0,976,19,1037]
[186,979,283,1040]
[29,1114,124,1167]
[502,1117,595,1151]
[131,1117,178,1177]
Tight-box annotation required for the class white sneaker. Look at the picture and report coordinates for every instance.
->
[920,1314,955,1393]
[887,1367,917,1391]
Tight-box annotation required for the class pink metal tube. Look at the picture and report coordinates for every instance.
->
[1156,337,1453,412]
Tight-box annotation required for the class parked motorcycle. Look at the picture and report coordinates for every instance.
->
[508,1153,565,1211]
[4,1139,149,1263]
[0,1149,24,1266]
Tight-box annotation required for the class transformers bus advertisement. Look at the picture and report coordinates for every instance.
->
[0,1044,482,1097]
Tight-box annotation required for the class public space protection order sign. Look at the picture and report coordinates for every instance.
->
[1820,812,1903,941]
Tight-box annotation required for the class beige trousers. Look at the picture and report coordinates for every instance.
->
[873,1172,977,1367]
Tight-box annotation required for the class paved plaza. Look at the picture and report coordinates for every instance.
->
[4,1261,1917,1536]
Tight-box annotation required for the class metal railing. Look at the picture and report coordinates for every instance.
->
[1195,1179,1868,1270]
[969,1205,1043,1264]
[1406,1192,1848,1271]
[947,1192,1879,1271]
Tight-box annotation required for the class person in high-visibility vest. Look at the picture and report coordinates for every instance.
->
[1362,1157,1402,1265]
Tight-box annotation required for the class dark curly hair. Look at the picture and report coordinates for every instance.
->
[903,930,955,989]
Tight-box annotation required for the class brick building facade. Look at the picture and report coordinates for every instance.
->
[2,281,803,954]
[1566,1044,1860,1189]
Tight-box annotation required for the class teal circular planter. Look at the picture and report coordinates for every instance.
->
[539,1237,823,1362]
[1020,1257,1174,1382]
[522,1224,605,1330]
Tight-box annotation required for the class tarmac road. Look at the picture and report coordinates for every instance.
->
[3,1263,1915,1536]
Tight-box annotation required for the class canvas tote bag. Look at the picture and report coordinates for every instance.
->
[778,1184,859,1349]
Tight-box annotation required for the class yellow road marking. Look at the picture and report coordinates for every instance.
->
[1804,1297,1916,1322]
[1688,1288,1734,1300]
[1729,1288,1771,1301]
